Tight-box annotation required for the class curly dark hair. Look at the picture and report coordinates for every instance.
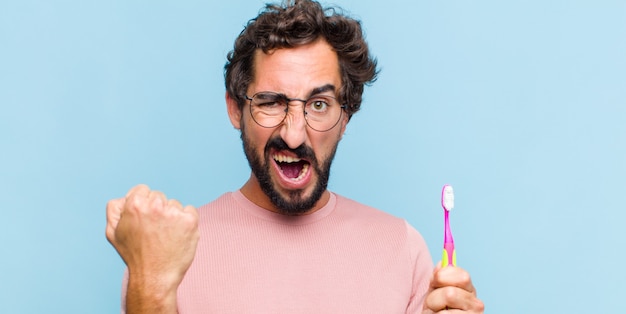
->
[224,0,378,119]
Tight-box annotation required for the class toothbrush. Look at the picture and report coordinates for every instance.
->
[441,184,456,267]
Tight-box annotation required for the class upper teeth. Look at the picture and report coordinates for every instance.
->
[274,154,301,163]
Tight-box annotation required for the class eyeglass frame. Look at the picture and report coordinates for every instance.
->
[244,91,347,132]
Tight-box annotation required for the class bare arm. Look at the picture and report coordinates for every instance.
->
[106,184,199,313]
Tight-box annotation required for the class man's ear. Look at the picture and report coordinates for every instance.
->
[339,114,350,139]
[226,91,242,130]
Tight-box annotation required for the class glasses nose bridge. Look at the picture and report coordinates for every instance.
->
[284,97,308,112]
[279,97,309,121]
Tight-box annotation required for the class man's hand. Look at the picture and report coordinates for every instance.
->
[105,184,199,313]
[423,263,484,313]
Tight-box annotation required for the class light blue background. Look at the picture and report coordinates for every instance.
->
[1,0,624,313]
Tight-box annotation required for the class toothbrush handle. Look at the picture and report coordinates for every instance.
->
[442,242,456,267]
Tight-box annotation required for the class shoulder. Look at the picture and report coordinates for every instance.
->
[332,193,405,224]
[332,193,430,247]
[194,192,242,223]
[331,193,409,236]
[197,192,235,211]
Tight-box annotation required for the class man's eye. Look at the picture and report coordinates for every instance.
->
[255,95,283,107]
[258,101,281,107]
[310,100,328,111]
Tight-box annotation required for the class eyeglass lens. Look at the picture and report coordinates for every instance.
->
[248,92,343,131]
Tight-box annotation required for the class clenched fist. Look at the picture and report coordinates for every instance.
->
[106,184,199,313]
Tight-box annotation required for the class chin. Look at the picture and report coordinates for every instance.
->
[265,180,326,216]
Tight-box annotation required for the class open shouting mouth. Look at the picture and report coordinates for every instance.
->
[272,151,313,188]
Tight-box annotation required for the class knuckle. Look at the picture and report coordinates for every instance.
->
[127,194,145,211]
[152,190,166,200]
[135,183,150,193]
[126,184,148,197]
[458,270,471,285]
[474,299,485,311]
[183,211,199,227]
[105,226,115,243]
[106,198,121,210]
[183,205,199,218]
[168,198,183,208]
[443,286,459,301]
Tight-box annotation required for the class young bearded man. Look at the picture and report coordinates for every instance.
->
[106,1,485,313]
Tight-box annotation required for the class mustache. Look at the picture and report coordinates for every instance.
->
[265,137,316,162]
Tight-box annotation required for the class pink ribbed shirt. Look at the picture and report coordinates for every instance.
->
[121,191,433,313]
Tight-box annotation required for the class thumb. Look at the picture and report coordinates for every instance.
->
[105,197,124,244]
[434,260,443,272]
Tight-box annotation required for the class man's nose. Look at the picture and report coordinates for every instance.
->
[279,102,308,149]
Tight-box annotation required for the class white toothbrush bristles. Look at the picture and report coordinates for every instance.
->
[442,185,455,211]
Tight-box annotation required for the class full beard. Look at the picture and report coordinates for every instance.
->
[240,127,338,215]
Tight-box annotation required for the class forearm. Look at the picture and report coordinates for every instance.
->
[125,274,178,314]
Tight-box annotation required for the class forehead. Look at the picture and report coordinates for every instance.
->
[250,39,341,96]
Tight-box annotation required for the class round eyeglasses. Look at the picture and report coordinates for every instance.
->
[245,92,346,132]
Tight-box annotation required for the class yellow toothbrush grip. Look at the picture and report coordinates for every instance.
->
[441,248,457,267]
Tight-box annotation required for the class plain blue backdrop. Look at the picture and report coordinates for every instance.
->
[1,0,624,313]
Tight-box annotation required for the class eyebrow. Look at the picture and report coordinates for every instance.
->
[266,84,337,100]
[307,84,336,98]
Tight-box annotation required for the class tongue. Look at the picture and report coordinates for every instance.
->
[280,162,304,179]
